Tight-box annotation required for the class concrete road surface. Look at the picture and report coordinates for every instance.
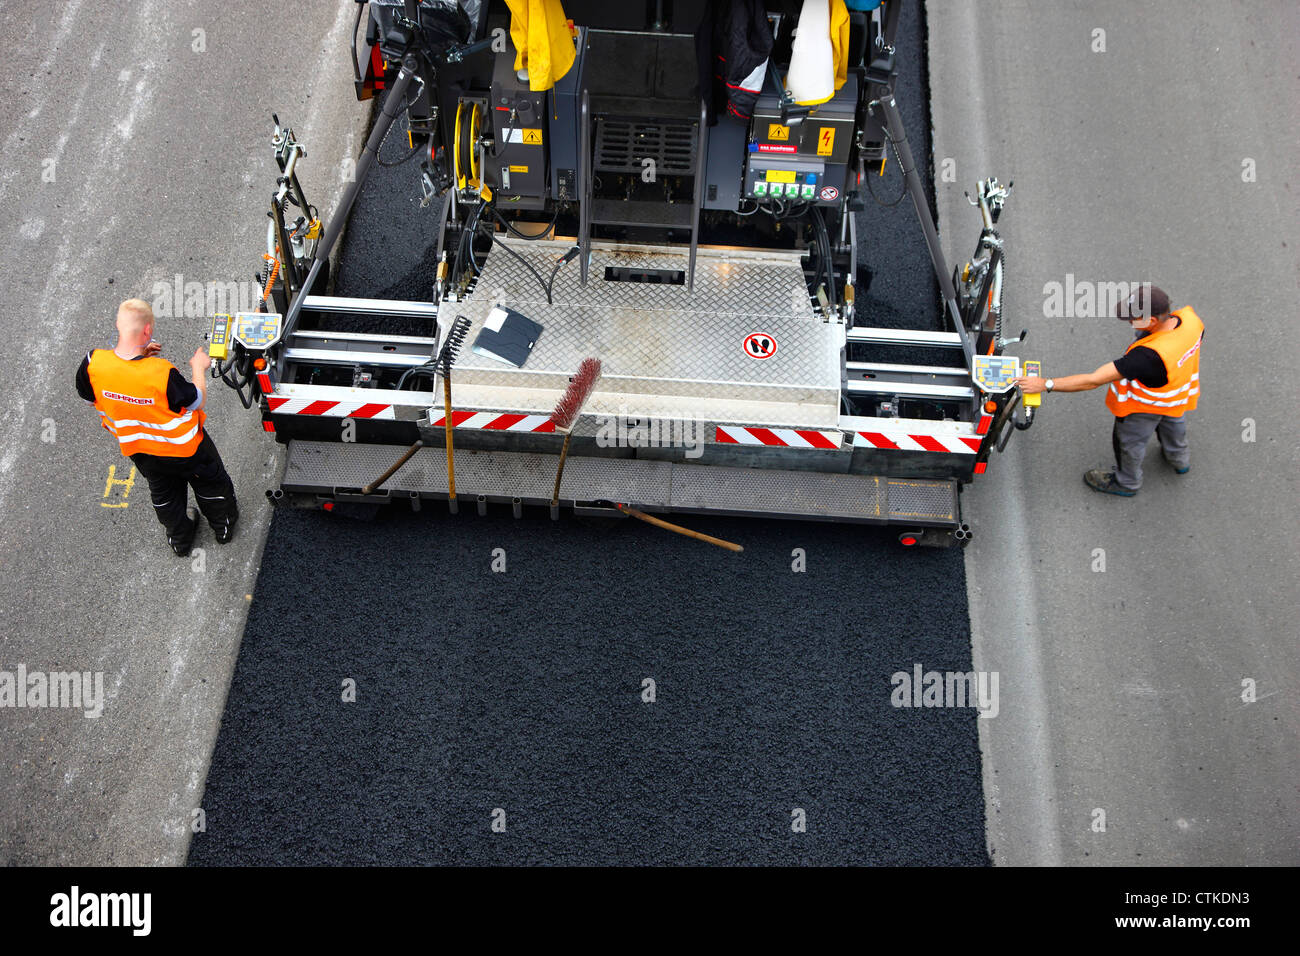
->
[930,0,1300,864]
[0,0,368,864]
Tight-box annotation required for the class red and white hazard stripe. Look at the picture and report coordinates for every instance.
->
[429,411,556,432]
[852,427,983,454]
[265,397,396,419]
[715,426,843,449]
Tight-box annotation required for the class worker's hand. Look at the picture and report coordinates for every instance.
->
[1014,375,1046,394]
[190,346,212,373]
[144,340,162,357]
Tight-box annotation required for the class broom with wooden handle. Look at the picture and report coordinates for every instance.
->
[549,358,602,509]
[362,315,472,497]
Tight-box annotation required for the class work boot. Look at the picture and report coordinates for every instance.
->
[169,509,199,556]
[212,504,239,544]
[1084,469,1137,497]
[1162,452,1190,475]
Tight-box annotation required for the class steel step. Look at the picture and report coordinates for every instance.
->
[594,117,697,175]
[847,327,964,348]
[846,379,975,400]
[847,361,970,377]
[588,198,694,228]
[282,440,959,526]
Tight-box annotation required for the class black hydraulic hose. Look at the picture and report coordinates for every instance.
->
[810,205,838,313]
[455,198,488,279]
[487,231,552,302]
[454,201,572,301]
[485,204,558,241]
[215,353,254,409]
[864,129,908,208]
[546,246,581,301]
[457,208,478,280]
[376,75,430,168]
[396,364,437,391]
[284,61,416,338]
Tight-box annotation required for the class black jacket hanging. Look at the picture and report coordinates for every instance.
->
[696,0,775,123]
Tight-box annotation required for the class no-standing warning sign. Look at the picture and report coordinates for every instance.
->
[743,332,777,359]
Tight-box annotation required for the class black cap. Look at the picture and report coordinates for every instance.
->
[1117,285,1171,320]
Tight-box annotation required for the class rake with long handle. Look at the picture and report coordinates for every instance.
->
[360,316,472,499]
[442,369,457,506]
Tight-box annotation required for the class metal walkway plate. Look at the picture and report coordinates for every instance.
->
[282,441,958,526]
[437,239,843,428]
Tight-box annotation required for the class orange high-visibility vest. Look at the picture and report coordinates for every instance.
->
[1105,306,1204,417]
[86,350,205,457]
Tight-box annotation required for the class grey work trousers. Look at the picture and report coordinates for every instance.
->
[1112,412,1189,490]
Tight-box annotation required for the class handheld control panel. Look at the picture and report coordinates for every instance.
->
[208,313,232,360]
[1022,360,1042,407]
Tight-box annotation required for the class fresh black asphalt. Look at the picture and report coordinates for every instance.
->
[188,1,988,866]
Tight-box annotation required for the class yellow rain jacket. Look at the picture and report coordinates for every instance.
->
[504,0,576,92]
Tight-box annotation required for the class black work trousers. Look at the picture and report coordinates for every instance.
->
[130,431,237,548]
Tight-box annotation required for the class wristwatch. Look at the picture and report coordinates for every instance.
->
[1045,378,1055,392]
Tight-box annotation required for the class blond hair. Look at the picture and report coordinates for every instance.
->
[115,298,154,338]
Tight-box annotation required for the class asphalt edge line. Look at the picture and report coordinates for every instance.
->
[176,0,375,866]
[925,0,1064,866]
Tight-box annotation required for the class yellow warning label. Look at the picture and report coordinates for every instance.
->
[521,128,543,145]
[765,169,796,184]
[508,165,529,173]
[816,127,835,157]
[766,123,790,141]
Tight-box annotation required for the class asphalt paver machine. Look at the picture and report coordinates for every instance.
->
[211,0,1036,546]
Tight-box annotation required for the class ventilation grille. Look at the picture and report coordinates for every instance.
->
[594,118,697,175]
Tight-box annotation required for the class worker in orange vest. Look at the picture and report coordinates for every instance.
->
[76,299,238,554]
[1014,285,1202,496]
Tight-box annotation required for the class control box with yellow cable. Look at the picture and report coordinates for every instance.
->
[210,0,1042,548]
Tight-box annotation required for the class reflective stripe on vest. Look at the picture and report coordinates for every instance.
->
[1107,375,1200,408]
[1105,306,1204,418]
[98,408,202,446]
[87,349,205,457]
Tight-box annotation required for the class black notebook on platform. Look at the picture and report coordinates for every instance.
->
[471,306,543,368]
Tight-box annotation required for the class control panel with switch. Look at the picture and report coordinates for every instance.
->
[743,157,827,203]
[488,41,547,206]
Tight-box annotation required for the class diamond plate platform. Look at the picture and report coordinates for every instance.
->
[437,239,843,428]
[282,441,958,526]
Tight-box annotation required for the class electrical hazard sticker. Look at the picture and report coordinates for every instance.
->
[818,185,839,202]
[766,123,790,141]
[743,332,778,360]
[816,127,835,156]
